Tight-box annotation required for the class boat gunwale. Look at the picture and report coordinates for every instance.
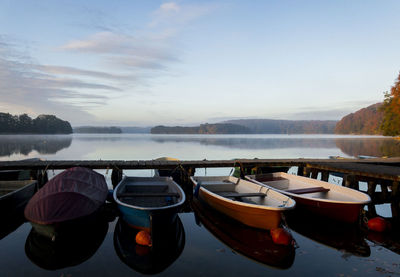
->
[113,176,186,211]
[190,176,295,211]
[0,180,38,200]
[246,172,371,205]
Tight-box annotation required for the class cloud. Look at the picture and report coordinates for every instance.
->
[60,2,216,72]
[60,31,177,72]
[150,2,216,27]
[0,40,116,124]
[0,3,216,125]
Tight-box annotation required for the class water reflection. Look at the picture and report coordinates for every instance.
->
[1,134,399,160]
[366,220,400,256]
[286,210,370,258]
[191,198,295,269]
[151,135,339,150]
[335,138,400,157]
[151,135,400,157]
[25,217,108,270]
[0,135,72,157]
[0,213,26,241]
[114,217,185,274]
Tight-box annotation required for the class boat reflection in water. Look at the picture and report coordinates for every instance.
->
[0,213,26,241]
[191,198,295,269]
[114,216,185,274]
[25,218,108,270]
[286,210,370,257]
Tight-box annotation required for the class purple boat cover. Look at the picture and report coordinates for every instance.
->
[24,167,108,225]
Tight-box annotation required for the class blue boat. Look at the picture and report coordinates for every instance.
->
[113,176,185,231]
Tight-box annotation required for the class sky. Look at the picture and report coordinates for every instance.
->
[0,0,399,127]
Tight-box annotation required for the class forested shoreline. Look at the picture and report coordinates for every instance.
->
[0,113,72,134]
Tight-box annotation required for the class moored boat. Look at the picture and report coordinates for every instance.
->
[113,176,185,231]
[0,179,38,240]
[153,157,180,177]
[190,176,295,230]
[24,167,108,239]
[0,180,38,221]
[246,172,371,223]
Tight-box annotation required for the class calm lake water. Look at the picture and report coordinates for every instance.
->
[1,134,400,276]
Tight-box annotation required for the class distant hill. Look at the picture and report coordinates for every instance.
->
[73,126,122,134]
[334,103,383,135]
[0,113,72,134]
[151,123,251,134]
[222,119,337,134]
[120,127,151,133]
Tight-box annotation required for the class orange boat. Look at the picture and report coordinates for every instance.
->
[190,176,295,230]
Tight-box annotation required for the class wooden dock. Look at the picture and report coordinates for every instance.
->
[1,157,400,218]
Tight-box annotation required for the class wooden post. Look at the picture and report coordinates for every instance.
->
[391,181,400,220]
[297,166,304,176]
[36,170,48,188]
[310,169,319,179]
[391,201,400,220]
[171,166,195,213]
[321,171,329,182]
[367,203,377,218]
[367,180,377,201]
[303,167,311,177]
[111,168,123,189]
[343,174,357,189]
[392,181,400,199]
[381,181,390,202]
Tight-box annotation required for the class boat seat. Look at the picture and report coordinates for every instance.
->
[118,192,180,198]
[218,192,266,198]
[255,176,287,182]
[201,181,235,186]
[286,187,330,194]
[200,181,236,192]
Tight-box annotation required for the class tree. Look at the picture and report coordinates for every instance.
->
[380,72,400,136]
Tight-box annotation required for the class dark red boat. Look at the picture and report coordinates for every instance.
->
[24,167,108,240]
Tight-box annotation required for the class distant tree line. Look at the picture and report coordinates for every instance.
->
[73,126,122,134]
[222,119,337,134]
[151,123,251,134]
[0,113,72,134]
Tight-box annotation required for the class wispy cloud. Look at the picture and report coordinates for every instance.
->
[150,2,217,27]
[33,65,131,81]
[0,40,114,123]
[60,2,216,72]
[0,2,216,125]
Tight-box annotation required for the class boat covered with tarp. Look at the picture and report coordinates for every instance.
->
[24,167,108,239]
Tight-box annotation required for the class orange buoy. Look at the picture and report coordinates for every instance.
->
[270,228,292,246]
[135,230,152,246]
[367,217,387,232]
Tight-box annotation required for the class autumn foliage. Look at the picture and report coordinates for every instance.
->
[380,72,400,136]
[334,103,383,135]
